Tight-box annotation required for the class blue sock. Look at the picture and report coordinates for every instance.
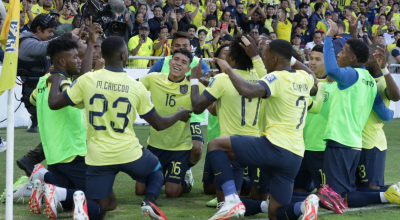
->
[342,191,382,207]
[208,150,235,195]
[44,172,57,185]
[145,169,164,200]
[87,200,104,220]
[241,198,262,216]
[294,202,303,216]
[276,203,302,220]
[60,188,77,210]
[291,195,308,203]
[241,178,251,191]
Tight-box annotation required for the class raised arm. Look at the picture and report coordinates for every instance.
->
[80,20,102,75]
[374,45,400,101]
[189,57,214,114]
[288,0,295,21]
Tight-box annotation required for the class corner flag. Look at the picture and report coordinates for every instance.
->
[0,0,20,96]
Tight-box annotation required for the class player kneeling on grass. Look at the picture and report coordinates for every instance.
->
[46,36,193,220]
[135,49,206,198]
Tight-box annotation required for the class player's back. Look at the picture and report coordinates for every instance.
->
[205,69,260,137]
[259,70,314,157]
[66,68,155,166]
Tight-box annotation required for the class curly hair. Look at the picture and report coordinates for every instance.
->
[347,39,369,64]
[46,33,78,59]
[101,36,126,60]
[228,35,253,70]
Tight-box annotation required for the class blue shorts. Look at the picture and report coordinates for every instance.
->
[356,148,386,187]
[190,122,204,142]
[231,135,302,205]
[294,150,325,191]
[323,143,361,194]
[85,148,161,200]
[48,156,87,191]
[144,145,191,184]
[248,167,259,187]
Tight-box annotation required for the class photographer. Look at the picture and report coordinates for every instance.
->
[128,23,154,67]
[18,13,57,133]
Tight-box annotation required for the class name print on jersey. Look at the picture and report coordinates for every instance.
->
[96,81,130,93]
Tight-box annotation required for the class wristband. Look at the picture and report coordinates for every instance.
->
[382,67,390,75]
[290,56,297,66]
[190,79,199,85]
[251,55,261,60]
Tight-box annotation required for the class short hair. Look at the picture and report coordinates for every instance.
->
[332,11,339,15]
[228,35,253,70]
[187,24,197,32]
[31,14,57,33]
[172,48,193,63]
[101,36,126,60]
[47,33,78,59]
[360,12,367,16]
[281,0,288,3]
[311,44,324,53]
[351,0,358,4]
[314,31,322,37]
[198,29,208,36]
[344,6,353,11]
[158,25,168,33]
[171,31,190,46]
[269,32,278,37]
[153,5,162,11]
[394,2,399,6]
[237,2,244,6]
[299,2,308,9]
[336,20,346,31]
[269,39,293,61]
[300,17,308,22]
[314,3,323,11]
[360,1,368,6]
[346,39,369,63]
[369,43,388,62]
[379,14,387,20]
[292,46,305,64]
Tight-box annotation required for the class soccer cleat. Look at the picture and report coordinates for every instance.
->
[216,202,225,210]
[43,184,61,219]
[184,169,194,193]
[141,200,168,220]
[29,179,44,214]
[301,194,320,220]
[206,197,218,207]
[316,188,343,214]
[208,200,245,220]
[0,137,6,152]
[29,164,45,182]
[73,190,89,220]
[0,176,32,204]
[383,184,400,205]
[321,185,348,210]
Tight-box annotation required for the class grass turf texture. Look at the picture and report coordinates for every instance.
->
[0,120,400,219]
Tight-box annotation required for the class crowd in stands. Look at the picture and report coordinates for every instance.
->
[2,0,400,65]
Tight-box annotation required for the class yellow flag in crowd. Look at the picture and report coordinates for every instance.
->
[0,0,20,96]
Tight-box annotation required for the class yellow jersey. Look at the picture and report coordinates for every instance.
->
[59,15,74,24]
[337,0,351,11]
[275,18,292,42]
[31,4,43,16]
[127,35,153,68]
[393,13,400,30]
[64,68,155,165]
[139,72,205,151]
[316,20,328,33]
[184,3,205,28]
[205,69,260,137]
[372,24,388,35]
[258,70,314,157]
[361,75,390,151]
[153,38,172,57]
[388,42,396,52]
[197,25,214,41]
[200,40,213,58]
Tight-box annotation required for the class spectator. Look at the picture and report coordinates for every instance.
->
[153,25,173,56]
[138,0,163,19]
[124,0,136,22]
[376,34,385,44]
[49,9,61,26]
[299,17,312,44]
[218,34,233,46]
[41,0,57,14]
[20,1,33,33]
[281,0,296,15]
[389,2,400,30]
[242,2,267,34]
[351,0,359,13]
[308,3,324,34]
[332,11,339,22]
[149,6,174,40]
[360,12,373,38]
[198,29,213,58]
[138,4,149,22]
[373,6,386,24]
[68,0,79,15]
[59,4,74,24]
[211,27,221,50]
[388,31,400,52]
[291,33,303,51]
[358,1,368,16]
[235,3,245,28]
[331,0,343,19]
[273,7,293,42]
[343,6,357,33]
[219,10,231,28]
[185,0,205,28]
[163,0,174,15]
[127,23,154,68]
[382,23,398,45]
[304,31,323,59]
[204,2,221,27]
[390,38,400,64]
[249,27,259,39]
[132,12,145,36]
[372,14,388,35]
[197,14,216,41]
[367,0,378,25]
[225,0,236,16]
[293,2,308,30]
[227,15,241,35]
[54,14,82,36]
[381,0,392,14]
[175,8,188,31]
[310,0,334,15]
[332,19,352,58]
[264,3,276,33]
[269,32,278,40]
[316,10,332,34]
[187,24,202,57]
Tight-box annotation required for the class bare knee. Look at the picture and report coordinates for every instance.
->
[268,196,283,220]
[165,182,182,198]
[135,182,146,195]
[107,191,117,211]
[203,183,216,195]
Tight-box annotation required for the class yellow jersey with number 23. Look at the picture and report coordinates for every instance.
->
[64,68,155,166]
[258,70,314,157]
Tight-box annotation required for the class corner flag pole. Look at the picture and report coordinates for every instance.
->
[5,88,14,220]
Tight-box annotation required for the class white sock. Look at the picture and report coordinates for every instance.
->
[55,186,67,202]
[225,193,240,203]
[23,186,33,197]
[37,167,49,181]
[260,201,268,213]
[380,192,389,203]
[301,201,306,214]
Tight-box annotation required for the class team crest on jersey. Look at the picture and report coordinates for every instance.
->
[324,91,329,102]
[208,78,216,87]
[180,85,188,94]
[264,74,277,83]
[5,20,18,53]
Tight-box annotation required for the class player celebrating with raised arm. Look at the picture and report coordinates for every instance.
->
[135,48,206,198]
[193,39,321,220]
[323,19,400,209]
[46,36,193,220]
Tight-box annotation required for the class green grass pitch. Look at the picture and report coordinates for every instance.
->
[1,120,400,219]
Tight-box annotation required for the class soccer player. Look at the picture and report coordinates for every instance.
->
[134,48,205,198]
[357,44,400,190]
[46,36,193,220]
[193,39,320,220]
[294,44,334,193]
[323,19,400,209]
[148,32,210,189]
